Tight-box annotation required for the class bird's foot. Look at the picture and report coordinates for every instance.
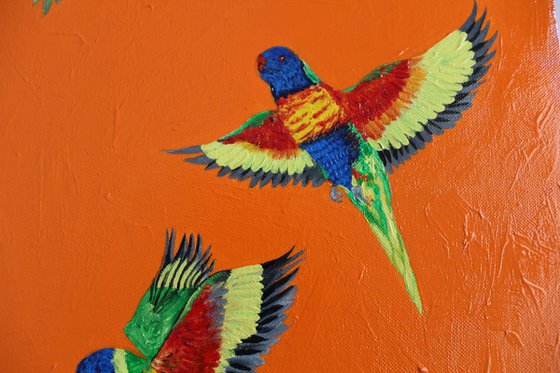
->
[351,186,369,204]
[330,186,344,203]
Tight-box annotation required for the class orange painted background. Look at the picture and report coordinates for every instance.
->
[1,1,560,371]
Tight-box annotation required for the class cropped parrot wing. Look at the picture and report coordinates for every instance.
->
[168,111,326,188]
[344,2,496,172]
[33,0,60,14]
[149,249,303,373]
[124,230,215,361]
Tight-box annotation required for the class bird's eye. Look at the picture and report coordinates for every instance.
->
[279,55,285,62]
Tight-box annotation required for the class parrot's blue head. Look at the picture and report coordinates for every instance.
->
[76,348,148,373]
[77,348,116,373]
[77,348,146,372]
[257,46,317,100]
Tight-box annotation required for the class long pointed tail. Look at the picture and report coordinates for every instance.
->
[349,163,423,314]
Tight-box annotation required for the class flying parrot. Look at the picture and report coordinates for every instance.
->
[78,230,302,373]
[168,3,496,314]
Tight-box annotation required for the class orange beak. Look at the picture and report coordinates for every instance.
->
[257,54,266,72]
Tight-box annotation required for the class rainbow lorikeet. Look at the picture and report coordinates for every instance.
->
[168,3,495,314]
[78,230,302,372]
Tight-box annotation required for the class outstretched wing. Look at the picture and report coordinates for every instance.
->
[168,111,326,188]
[344,2,496,172]
[124,230,215,361]
[150,249,303,373]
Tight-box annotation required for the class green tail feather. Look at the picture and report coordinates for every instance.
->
[350,134,423,314]
[355,195,423,314]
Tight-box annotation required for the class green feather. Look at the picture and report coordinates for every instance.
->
[124,351,147,372]
[220,110,275,141]
[124,288,194,360]
[302,60,321,84]
[124,231,215,360]
[349,126,423,314]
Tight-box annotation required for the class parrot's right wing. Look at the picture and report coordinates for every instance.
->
[149,249,303,373]
[168,110,326,188]
[344,2,496,173]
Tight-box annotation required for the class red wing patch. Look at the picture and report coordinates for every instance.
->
[343,60,413,139]
[221,115,299,157]
[151,285,222,373]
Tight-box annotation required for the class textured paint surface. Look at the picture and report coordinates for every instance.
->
[1,1,559,372]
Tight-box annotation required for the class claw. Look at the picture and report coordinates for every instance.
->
[330,186,344,203]
[351,186,369,204]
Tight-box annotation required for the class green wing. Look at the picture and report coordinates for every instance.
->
[124,230,215,360]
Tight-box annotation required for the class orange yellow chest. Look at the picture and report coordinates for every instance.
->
[276,84,347,143]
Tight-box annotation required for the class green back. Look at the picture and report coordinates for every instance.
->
[124,288,194,361]
[124,231,215,360]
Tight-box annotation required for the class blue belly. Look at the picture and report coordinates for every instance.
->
[300,126,359,190]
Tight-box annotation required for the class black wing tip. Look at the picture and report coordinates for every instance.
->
[460,1,479,33]
[163,229,176,265]
[229,248,303,371]
[152,229,215,299]
[168,145,219,168]
[168,141,327,189]
[174,151,326,190]
[263,248,304,271]
[460,1,498,45]
[185,154,214,165]
[166,145,203,154]
[217,165,325,190]
[460,2,497,92]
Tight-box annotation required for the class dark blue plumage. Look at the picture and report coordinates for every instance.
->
[258,46,314,100]
[300,126,359,191]
[77,348,116,373]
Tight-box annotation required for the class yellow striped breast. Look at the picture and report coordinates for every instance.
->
[278,85,345,143]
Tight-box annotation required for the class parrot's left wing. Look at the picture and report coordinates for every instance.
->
[149,249,302,373]
[168,110,326,188]
[344,2,496,172]
[124,230,215,361]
